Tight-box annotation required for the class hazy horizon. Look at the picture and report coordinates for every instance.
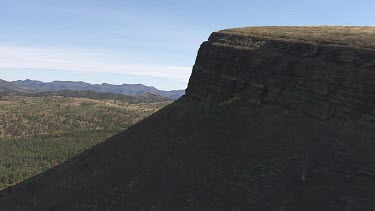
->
[2,77,185,91]
[1,0,374,90]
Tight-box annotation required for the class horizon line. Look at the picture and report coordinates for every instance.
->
[2,78,187,91]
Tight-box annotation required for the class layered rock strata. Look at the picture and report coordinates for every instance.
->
[187,26,375,125]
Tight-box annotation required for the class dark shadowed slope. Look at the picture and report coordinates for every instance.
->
[1,26,375,211]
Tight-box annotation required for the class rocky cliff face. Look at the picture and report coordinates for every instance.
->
[187,26,375,125]
[1,26,375,211]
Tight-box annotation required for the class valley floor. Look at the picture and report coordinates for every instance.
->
[0,93,170,189]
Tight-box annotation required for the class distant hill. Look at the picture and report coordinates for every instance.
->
[1,89,172,104]
[9,79,185,99]
[0,79,37,93]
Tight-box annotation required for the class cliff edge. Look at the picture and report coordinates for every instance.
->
[187,26,375,125]
[1,26,375,211]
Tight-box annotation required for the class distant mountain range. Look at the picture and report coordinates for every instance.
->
[0,79,185,99]
[0,79,38,93]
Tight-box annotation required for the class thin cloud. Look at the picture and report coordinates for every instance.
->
[0,45,192,82]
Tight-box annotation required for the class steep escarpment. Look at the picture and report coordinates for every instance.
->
[187,26,375,124]
[1,26,375,211]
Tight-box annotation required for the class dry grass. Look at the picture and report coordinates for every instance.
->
[0,101,14,105]
[218,26,375,49]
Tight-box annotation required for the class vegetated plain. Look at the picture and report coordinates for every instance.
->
[0,91,171,189]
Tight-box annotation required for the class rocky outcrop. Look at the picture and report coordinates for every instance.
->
[187,26,375,126]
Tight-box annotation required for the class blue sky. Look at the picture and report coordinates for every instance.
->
[0,0,374,90]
